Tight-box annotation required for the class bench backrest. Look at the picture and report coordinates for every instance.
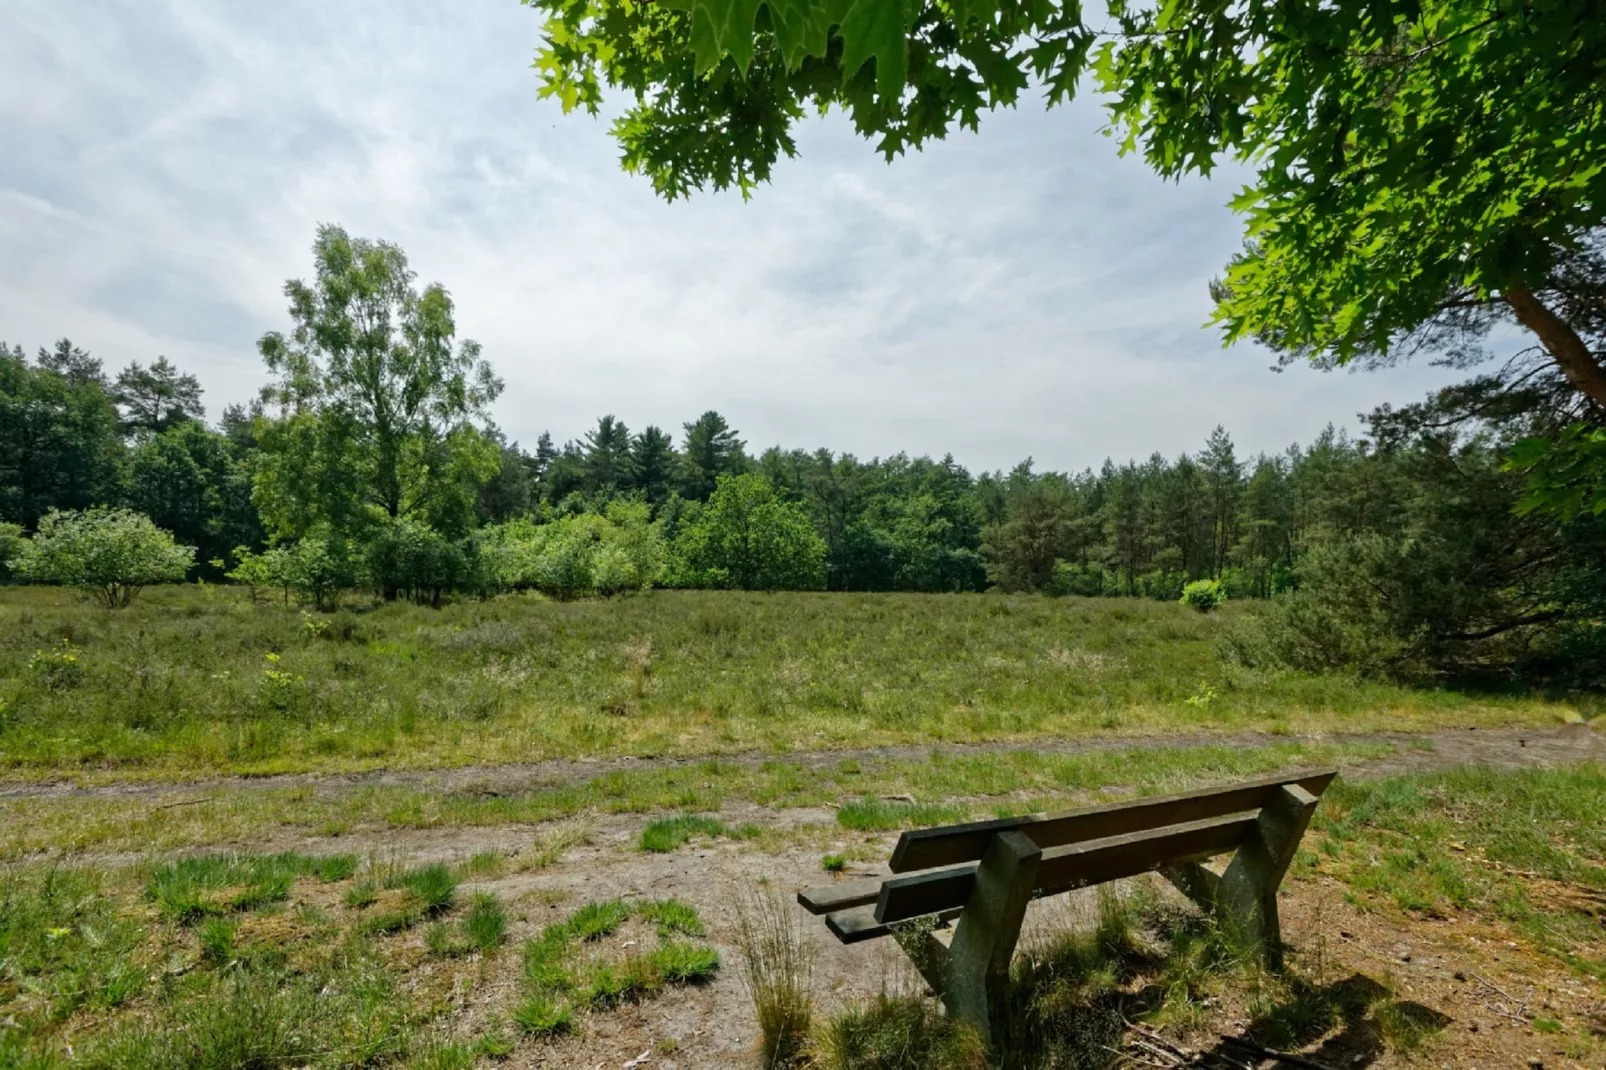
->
[888,767,1336,873]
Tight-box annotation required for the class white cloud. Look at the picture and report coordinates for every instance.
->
[0,0,1466,472]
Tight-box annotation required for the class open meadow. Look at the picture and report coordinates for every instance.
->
[2,588,1603,1069]
[0,587,1589,780]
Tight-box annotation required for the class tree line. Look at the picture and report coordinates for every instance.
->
[5,225,1605,683]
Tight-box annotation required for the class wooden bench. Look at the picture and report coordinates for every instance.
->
[798,768,1335,1043]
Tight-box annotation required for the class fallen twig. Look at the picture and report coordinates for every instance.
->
[149,797,215,812]
[1221,1036,1337,1070]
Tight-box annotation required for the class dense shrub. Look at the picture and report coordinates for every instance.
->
[229,535,356,611]
[1179,579,1226,613]
[363,518,467,606]
[0,522,23,583]
[12,508,194,608]
[671,474,826,591]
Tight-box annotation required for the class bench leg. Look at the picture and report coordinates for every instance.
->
[1159,858,1220,910]
[1215,784,1318,968]
[940,829,1041,1046]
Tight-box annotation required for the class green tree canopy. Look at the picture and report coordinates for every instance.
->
[13,507,195,608]
[527,0,1606,414]
[255,225,505,540]
[673,472,826,589]
[113,356,205,435]
[0,343,122,527]
[679,410,748,501]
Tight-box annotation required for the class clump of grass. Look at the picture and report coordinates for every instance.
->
[456,852,507,880]
[568,898,633,941]
[196,917,238,967]
[351,861,461,934]
[638,898,705,937]
[514,896,719,1035]
[648,939,720,983]
[817,994,988,1070]
[639,813,758,853]
[311,854,359,882]
[397,863,458,913]
[512,993,573,1037]
[407,1036,477,1070]
[344,881,380,909]
[821,853,847,873]
[835,798,969,832]
[517,823,590,871]
[429,893,509,957]
[462,893,508,950]
[735,890,815,1069]
[146,852,325,922]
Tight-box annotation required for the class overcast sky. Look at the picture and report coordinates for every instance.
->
[2,1,1471,474]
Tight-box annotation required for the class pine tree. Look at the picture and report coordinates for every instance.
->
[679,411,747,501]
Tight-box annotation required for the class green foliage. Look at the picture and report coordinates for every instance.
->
[567,898,633,941]
[527,0,1606,419]
[645,939,719,983]
[229,535,356,611]
[1180,579,1225,613]
[13,508,194,608]
[0,867,145,1025]
[0,522,23,583]
[428,892,508,956]
[1509,423,1606,520]
[253,225,504,548]
[672,474,826,590]
[122,421,262,577]
[362,517,469,606]
[112,356,204,435]
[512,993,573,1036]
[0,340,122,529]
[396,863,459,914]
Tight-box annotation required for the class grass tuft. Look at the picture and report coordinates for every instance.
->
[835,798,969,832]
[735,890,814,1069]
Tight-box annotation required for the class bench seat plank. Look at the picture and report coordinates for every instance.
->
[798,877,884,916]
[889,768,1335,873]
[799,864,977,916]
[826,904,963,944]
[875,809,1260,924]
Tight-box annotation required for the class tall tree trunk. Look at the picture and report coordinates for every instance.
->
[1503,286,1606,411]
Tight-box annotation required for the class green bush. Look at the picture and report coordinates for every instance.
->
[12,508,194,608]
[671,474,826,591]
[229,536,355,611]
[1179,579,1226,613]
[363,518,466,606]
[0,521,23,583]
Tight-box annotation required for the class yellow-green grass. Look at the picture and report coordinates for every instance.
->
[6,765,1601,1070]
[0,586,1586,781]
[0,740,1388,860]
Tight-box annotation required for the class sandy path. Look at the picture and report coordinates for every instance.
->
[1,723,1599,801]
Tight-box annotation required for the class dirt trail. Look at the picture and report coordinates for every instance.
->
[1,723,1599,802]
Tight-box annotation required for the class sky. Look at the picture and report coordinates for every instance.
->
[0,0,1471,475]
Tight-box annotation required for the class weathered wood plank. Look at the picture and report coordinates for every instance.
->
[876,810,1259,924]
[888,769,1335,873]
[825,904,962,944]
[797,877,885,916]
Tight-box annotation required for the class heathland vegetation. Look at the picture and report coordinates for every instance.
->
[7,224,1606,689]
